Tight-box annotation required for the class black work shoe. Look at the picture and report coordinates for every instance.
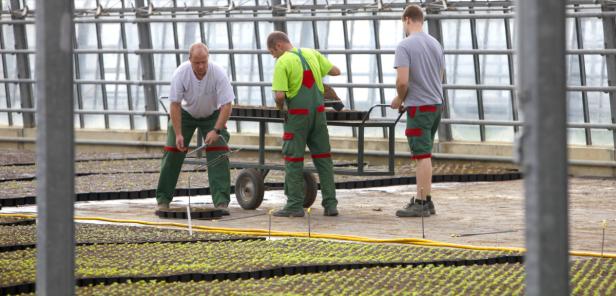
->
[273,208,305,217]
[426,195,436,215]
[396,198,430,218]
[324,207,339,217]
[214,203,230,216]
[155,203,169,213]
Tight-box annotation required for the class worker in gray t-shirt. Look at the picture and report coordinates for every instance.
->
[391,5,445,218]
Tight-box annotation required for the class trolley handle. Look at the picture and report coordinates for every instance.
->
[186,133,230,157]
[158,96,169,115]
[360,104,407,126]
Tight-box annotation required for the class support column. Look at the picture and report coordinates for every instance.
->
[135,0,160,131]
[517,0,570,295]
[35,0,75,294]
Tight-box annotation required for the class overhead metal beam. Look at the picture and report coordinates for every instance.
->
[10,0,34,127]
[35,0,75,294]
[517,0,570,295]
[135,0,160,131]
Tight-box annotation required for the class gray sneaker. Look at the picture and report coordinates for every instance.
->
[214,203,230,216]
[396,198,430,218]
[426,195,436,215]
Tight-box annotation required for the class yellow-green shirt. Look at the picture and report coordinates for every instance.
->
[271,48,333,99]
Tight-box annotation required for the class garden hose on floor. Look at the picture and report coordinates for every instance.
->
[1,213,614,259]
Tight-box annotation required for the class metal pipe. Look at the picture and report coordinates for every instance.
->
[4,107,616,129]
[2,79,604,92]
[518,0,570,294]
[2,11,616,26]
[35,0,75,294]
[4,48,616,55]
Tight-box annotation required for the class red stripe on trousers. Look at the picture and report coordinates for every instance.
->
[311,152,331,159]
[405,128,423,137]
[411,153,432,160]
[282,132,294,141]
[164,146,184,153]
[288,109,309,115]
[419,105,438,113]
[284,156,305,162]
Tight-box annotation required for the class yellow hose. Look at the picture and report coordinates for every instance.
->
[1,213,614,259]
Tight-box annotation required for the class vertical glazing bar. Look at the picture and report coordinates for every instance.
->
[10,0,34,127]
[95,0,110,129]
[253,1,268,133]
[601,5,616,152]
[469,5,486,141]
[135,0,160,131]
[0,19,13,126]
[35,0,75,294]
[504,8,518,133]
[199,0,206,43]
[426,1,452,142]
[172,0,181,66]
[518,0,570,295]
[271,0,287,33]
[372,13,387,138]
[72,30,85,128]
[341,1,356,137]
[574,6,592,145]
[226,9,240,133]
[311,0,320,49]
[120,0,135,129]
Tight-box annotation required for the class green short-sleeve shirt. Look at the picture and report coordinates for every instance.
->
[271,48,333,99]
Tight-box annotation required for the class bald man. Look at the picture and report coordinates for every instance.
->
[155,42,234,215]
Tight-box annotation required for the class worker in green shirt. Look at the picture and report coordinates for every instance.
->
[267,31,341,217]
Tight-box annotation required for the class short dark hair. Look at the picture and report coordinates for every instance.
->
[402,5,424,22]
[267,31,290,49]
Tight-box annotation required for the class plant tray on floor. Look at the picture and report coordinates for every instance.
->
[155,207,224,220]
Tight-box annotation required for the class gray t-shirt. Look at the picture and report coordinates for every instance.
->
[394,31,445,107]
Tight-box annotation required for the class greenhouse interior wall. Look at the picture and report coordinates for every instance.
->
[0,0,615,177]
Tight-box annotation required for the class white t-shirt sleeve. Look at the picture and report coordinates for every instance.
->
[168,68,186,103]
[215,68,235,107]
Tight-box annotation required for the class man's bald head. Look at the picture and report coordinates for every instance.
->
[267,31,293,58]
[189,42,209,59]
[189,42,209,79]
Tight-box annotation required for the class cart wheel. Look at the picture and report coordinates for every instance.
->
[303,172,318,208]
[235,169,265,210]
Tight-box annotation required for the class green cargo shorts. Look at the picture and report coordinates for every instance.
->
[405,104,442,160]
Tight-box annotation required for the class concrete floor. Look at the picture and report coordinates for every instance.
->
[4,177,615,254]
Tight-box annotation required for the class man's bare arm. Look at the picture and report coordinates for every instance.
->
[204,102,232,145]
[274,91,286,110]
[169,102,187,151]
[328,66,341,76]
[391,67,409,110]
